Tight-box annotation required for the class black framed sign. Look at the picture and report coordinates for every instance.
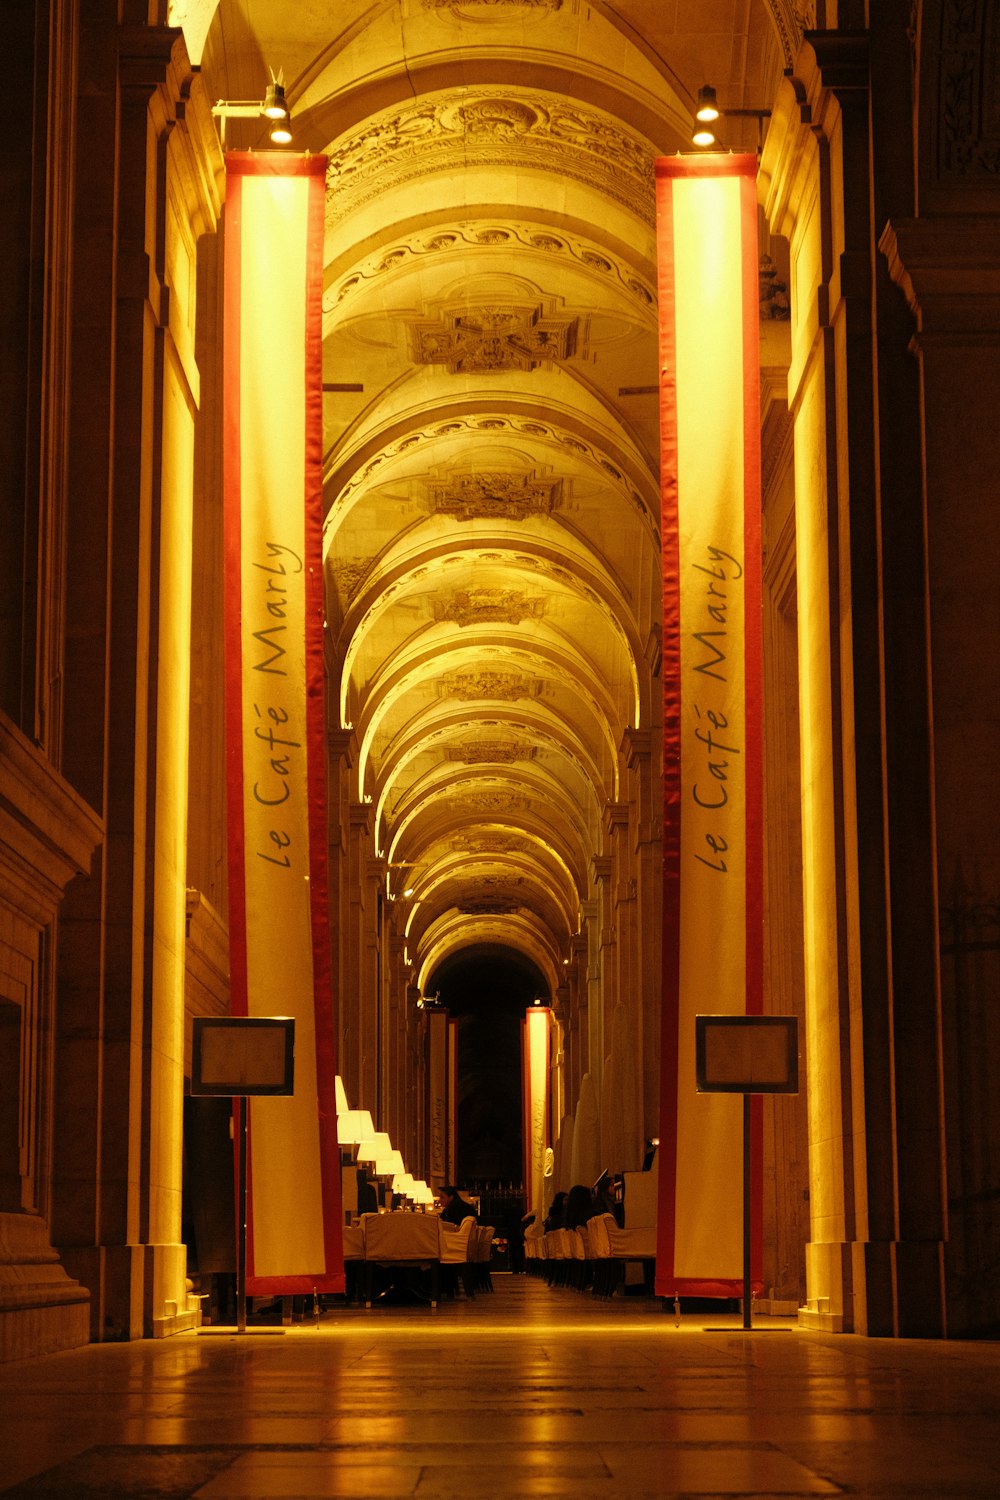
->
[191,1016,295,1097]
[695,1014,799,1095]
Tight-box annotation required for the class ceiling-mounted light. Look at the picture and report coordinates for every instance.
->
[695,84,719,122]
[268,113,293,146]
[263,81,289,120]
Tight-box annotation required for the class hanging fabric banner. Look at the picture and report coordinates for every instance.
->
[223,152,344,1295]
[522,1007,551,1229]
[654,154,764,1299]
[447,1017,458,1185]
[427,1007,449,1187]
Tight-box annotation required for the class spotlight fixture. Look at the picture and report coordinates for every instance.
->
[262,81,289,120]
[690,84,772,152]
[212,74,294,149]
[695,84,719,122]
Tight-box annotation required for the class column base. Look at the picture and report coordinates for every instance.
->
[803,1235,947,1336]
[0,1212,91,1363]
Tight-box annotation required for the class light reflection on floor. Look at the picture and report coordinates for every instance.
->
[0,1274,997,1497]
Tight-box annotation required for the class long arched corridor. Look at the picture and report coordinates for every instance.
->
[3,3,1000,1449]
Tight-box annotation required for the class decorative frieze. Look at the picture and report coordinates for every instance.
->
[325,87,656,228]
[325,220,655,315]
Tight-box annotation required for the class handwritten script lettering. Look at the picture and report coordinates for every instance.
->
[246,543,305,868]
[688,546,743,873]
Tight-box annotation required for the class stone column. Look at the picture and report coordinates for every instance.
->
[881,215,1000,1337]
[763,23,948,1334]
[346,802,374,1112]
[589,855,613,1103]
[622,729,659,1145]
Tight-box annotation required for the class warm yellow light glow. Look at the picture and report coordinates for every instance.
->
[695,84,719,121]
[693,126,717,147]
[263,81,288,120]
[337,1109,375,1146]
[269,117,293,145]
[357,1132,392,1165]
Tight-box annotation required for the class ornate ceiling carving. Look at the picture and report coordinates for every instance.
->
[438,670,543,701]
[325,414,657,541]
[422,0,563,11]
[325,88,657,228]
[324,221,655,315]
[409,302,581,373]
[432,589,547,626]
[426,471,562,521]
[446,739,538,763]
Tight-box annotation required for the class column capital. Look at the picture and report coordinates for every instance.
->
[620,726,652,767]
[880,217,1000,336]
[604,801,630,834]
[350,800,373,834]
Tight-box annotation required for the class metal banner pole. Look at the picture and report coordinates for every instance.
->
[237,1095,248,1336]
[743,1092,752,1330]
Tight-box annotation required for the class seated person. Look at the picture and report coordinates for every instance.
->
[437,1184,477,1225]
[543,1191,566,1232]
[563,1183,596,1230]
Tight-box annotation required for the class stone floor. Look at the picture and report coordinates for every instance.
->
[1,1274,998,1497]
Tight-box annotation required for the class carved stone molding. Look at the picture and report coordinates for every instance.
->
[462,790,532,811]
[331,557,378,602]
[764,1,811,68]
[446,739,537,764]
[427,471,562,521]
[327,412,657,541]
[451,833,532,852]
[439,670,542,701]
[324,220,655,315]
[459,898,523,915]
[422,0,562,10]
[325,87,656,228]
[433,588,547,626]
[937,0,1000,178]
[410,301,580,373]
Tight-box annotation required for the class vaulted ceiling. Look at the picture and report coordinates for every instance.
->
[186,0,798,997]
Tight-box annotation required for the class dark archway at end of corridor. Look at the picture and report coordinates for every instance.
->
[428,945,549,1187]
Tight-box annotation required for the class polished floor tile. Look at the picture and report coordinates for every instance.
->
[0,1275,998,1497]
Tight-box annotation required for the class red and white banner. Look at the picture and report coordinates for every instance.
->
[427,1008,450,1188]
[223,153,344,1294]
[522,1007,551,1228]
[654,155,764,1298]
